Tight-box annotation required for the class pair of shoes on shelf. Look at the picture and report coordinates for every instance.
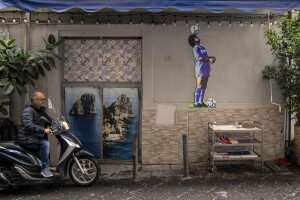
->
[194,103,208,108]
[231,140,238,144]
[41,168,53,177]
[218,136,232,144]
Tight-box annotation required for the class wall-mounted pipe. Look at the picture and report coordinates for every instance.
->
[268,10,281,113]
[269,79,281,112]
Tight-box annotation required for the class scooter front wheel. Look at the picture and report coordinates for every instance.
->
[69,157,100,186]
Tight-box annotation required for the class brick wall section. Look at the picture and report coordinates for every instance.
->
[142,108,284,164]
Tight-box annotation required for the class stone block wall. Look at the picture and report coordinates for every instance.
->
[141,108,284,164]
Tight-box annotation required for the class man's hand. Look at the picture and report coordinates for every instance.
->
[45,128,52,134]
[198,57,216,63]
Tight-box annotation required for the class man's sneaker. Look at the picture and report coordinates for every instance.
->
[41,168,53,177]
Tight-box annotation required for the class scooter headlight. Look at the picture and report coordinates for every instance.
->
[62,121,69,130]
[68,140,80,148]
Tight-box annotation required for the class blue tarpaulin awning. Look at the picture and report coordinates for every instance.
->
[0,0,299,14]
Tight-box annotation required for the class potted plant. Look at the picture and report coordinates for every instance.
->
[262,12,300,164]
[0,34,62,115]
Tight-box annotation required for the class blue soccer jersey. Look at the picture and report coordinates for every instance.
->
[193,45,211,78]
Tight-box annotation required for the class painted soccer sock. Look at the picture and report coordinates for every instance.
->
[199,89,206,104]
[195,88,201,104]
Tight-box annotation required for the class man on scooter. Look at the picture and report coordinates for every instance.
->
[17,92,53,177]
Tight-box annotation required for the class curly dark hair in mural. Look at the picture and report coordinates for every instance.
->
[188,34,198,47]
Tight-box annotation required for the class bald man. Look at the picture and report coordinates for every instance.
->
[18,92,53,177]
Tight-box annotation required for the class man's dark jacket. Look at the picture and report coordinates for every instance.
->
[18,99,52,144]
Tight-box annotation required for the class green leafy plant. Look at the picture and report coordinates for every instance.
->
[0,34,62,115]
[262,13,300,126]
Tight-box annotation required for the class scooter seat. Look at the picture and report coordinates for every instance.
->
[0,141,39,157]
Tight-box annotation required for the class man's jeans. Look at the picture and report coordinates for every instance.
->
[20,139,50,169]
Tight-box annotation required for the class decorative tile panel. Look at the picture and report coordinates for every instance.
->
[64,39,142,82]
[0,28,9,41]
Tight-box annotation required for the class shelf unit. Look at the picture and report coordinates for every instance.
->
[208,123,264,173]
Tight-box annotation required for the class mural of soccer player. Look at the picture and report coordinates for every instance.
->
[188,34,216,107]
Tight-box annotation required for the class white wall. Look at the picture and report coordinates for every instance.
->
[149,21,282,108]
[1,19,284,124]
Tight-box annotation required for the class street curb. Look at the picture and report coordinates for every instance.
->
[98,162,209,180]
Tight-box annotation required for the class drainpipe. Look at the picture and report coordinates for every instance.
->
[23,12,30,104]
[269,79,281,113]
[267,10,287,152]
[267,10,282,113]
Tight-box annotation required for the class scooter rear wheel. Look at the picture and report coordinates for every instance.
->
[69,157,100,186]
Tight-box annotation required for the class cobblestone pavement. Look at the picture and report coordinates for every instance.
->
[1,165,300,200]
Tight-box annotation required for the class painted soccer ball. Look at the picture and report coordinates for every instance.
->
[206,98,216,108]
[190,25,200,35]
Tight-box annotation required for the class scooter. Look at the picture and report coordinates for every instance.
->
[0,115,100,189]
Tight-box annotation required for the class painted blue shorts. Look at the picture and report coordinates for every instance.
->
[195,61,210,78]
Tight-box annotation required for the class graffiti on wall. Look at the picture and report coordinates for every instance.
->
[0,28,9,41]
[188,25,217,109]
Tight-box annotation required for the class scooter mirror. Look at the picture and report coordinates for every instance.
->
[40,116,51,126]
